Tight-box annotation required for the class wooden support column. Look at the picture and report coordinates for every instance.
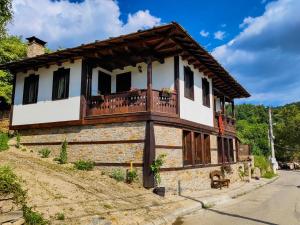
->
[222,96,226,114]
[143,121,155,188]
[9,72,16,128]
[232,100,235,118]
[80,59,92,120]
[146,59,153,112]
[201,133,205,165]
[191,131,195,165]
[174,55,180,116]
[221,136,225,164]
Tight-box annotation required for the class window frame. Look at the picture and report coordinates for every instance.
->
[22,74,39,105]
[52,68,70,101]
[184,66,194,100]
[202,78,210,107]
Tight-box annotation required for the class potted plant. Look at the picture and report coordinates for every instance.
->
[129,88,141,97]
[150,154,167,197]
[159,88,173,99]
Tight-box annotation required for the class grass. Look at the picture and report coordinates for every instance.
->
[38,148,51,158]
[74,160,95,171]
[0,133,9,151]
[110,169,125,182]
[254,155,270,174]
[55,212,65,220]
[262,171,277,179]
[23,205,49,225]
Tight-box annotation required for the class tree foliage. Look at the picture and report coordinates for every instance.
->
[0,0,13,37]
[236,102,300,162]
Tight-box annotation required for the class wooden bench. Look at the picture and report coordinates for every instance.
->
[210,170,230,189]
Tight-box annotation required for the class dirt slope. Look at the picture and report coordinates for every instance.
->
[0,148,184,225]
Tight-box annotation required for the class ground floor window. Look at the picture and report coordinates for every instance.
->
[217,136,235,163]
[183,130,211,166]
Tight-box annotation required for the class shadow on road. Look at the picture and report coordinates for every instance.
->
[178,194,278,225]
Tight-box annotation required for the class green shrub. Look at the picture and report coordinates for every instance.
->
[0,133,9,151]
[58,140,68,164]
[110,169,125,182]
[126,169,138,183]
[16,133,21,149]
[0,165,26,204]
[150,154,166,186]
[74,160,94,171]
[23,205,49,225]
[55,212,65,220]
[262,171,276,179]
[254,155,270,175]
[38,148,51,158]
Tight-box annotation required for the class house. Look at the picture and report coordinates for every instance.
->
[0,22,250,192]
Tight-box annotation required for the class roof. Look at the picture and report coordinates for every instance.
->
[0,22,250,99]
[26,36,47,46]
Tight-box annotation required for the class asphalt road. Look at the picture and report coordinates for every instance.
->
[175,170,300,225]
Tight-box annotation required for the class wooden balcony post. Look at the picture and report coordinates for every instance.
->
[174,55,180,115]
[232,100,235,118]
[146,59,153,112]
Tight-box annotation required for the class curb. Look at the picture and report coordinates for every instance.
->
[145,176,279,225]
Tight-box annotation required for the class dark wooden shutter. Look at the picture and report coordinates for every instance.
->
[194,132,203,164]
[52,70,59,100]
[183,130,193,165]
[98,71,111,95]
[202,78,210,107]
[52,68,70,100]
[224,138,229,163]
[23,74,39,104]
[217,136,223,163]
[204,134,211,164]
[229,139,234,162]
[184,66,194,100]
[63,69,70,99]
[116,72,131,92]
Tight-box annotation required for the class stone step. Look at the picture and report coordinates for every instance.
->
[0,210,23,224]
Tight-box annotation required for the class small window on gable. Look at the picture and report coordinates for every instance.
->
[98,71,111,95]
[184,66,194,100]
[116,72,131,93]
[23,74,39,105]
[202,78,210,107]
[52,68,70,100]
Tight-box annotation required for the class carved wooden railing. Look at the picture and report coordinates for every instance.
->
[87,89,178,116]
[214,112,236,133]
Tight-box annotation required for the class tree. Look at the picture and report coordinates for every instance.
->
[0,0,13,37]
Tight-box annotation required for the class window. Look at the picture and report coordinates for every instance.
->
[202,78,210,107]
[217,137,235,163]
[98,71,111,95]
[183,130,193,165]
[52,68,70,100]
[184,66,194,100]
[116,72,131,92]
[23,74,39,105]
[183,131,211,166]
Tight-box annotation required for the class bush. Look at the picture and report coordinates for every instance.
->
[38,148,51,158]
[150,154,166,186]
[254,155,270,175]
[0,165,26,204]
[55,212,65,220]
[58,140,68,164]
[74,160,94,171]
[126,169,138,183]
[0,133,9,151]
[16,133,21,149]
[23,205,49,225]
[110,169,125,182]
[262,171,276,179]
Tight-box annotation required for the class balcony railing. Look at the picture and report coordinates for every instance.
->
[86,89,177,116]
[214,112,236,133]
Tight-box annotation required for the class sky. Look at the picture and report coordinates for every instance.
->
[7,0,300,106]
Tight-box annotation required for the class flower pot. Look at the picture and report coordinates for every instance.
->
[153,187,165,197]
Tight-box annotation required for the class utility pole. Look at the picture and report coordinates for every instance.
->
[268,107,278,173]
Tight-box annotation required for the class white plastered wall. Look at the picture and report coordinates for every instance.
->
[12,59,82,125]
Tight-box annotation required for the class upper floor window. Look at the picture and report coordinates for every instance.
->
[98,71,111,95]
[52,68,70,100]
[116,72,131,92]
[184,66,194,100]
[23,74,39,105]
[202,78,210,107]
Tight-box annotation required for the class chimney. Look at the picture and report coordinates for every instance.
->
[26,36,47,58]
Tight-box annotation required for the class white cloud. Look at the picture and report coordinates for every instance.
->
[214,30,225,40]
[8,0,161,49]
[199,29,209,37]
[212,0,300,106]
[221,24,227,28]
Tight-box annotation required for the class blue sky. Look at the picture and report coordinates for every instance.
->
[8,0,300,106]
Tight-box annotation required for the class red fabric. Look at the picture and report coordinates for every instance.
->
[218,114,225,135]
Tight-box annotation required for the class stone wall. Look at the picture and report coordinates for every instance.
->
[0,194,24,225]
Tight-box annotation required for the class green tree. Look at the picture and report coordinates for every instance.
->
[0,0,13,37]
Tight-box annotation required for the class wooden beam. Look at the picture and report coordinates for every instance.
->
[174,55,180,116]
[146,59,153,112]
[143,121,155,188]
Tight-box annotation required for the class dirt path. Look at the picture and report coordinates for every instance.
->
[0,148,184,225]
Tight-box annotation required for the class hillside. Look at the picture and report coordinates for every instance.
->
[236,102,300,161]
[0,147,186,225]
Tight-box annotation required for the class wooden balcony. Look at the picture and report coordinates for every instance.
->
[214,112,236,133]
[86,89,178,116]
